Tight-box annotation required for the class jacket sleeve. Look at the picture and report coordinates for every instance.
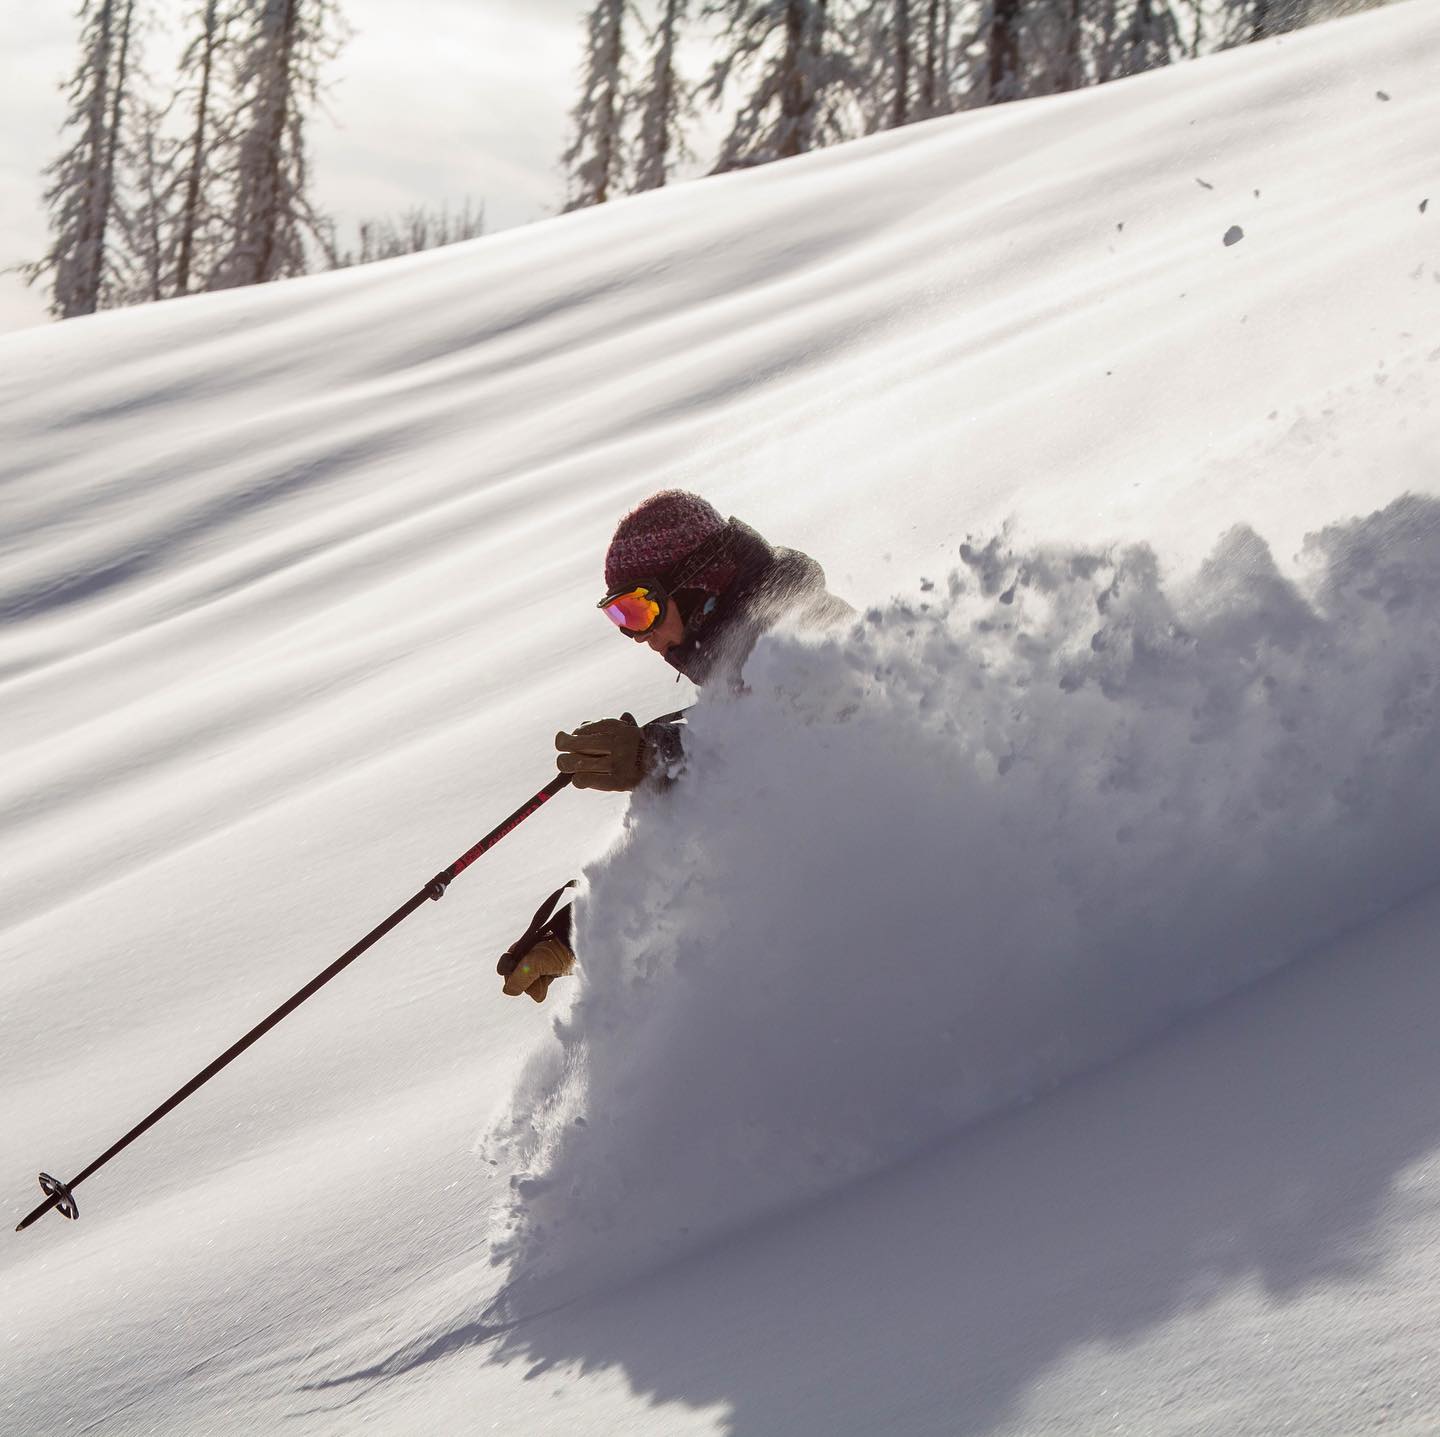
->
[642,715,688,784]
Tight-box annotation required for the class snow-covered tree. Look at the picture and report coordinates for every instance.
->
[563,0,629,209]
[633,0,695,193]
[24,0,142,317]
[210,0,342,290]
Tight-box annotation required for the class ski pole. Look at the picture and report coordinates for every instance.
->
[14,772,575,1233]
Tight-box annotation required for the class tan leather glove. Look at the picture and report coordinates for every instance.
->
[555,714,649,791]
[498,934,575,1004]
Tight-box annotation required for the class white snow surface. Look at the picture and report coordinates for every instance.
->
[4,5,1440,1433]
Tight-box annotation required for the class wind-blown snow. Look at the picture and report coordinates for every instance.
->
[2,2,1439,1433]
[486,495,1440,1306]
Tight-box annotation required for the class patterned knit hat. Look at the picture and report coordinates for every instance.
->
[604,490,735,594]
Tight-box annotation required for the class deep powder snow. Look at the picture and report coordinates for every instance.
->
[483,492,1440,1309]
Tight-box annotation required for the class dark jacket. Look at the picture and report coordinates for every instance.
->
[644,518,852,774]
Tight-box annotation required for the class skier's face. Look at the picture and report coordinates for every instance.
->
[635,601,686,657]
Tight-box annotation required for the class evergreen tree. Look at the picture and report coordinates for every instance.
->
[633,0,695,193]
[210,0,342,290]
[563,0,629,209]
[703,0,855,170]
[25,0,142,317]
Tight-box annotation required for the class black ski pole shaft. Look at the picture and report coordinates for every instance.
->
[15,772,574,1234]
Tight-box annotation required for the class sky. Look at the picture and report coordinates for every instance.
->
[0,0,592,335]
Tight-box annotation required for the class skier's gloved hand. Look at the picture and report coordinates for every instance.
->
[555,714,649,791]
[497,934,575,1004]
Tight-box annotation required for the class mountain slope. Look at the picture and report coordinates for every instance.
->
[2,3,1438,1433]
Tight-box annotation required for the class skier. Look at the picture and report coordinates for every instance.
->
[497,489,851,1003]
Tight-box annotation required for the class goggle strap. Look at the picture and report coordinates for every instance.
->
[665,524,733,594]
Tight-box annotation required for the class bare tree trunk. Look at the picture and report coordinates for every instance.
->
[892,0,912,128]
[989,0,1023,102]
[74,0,135,313]
[62,3,113,315]
[778,0,808,157]
[71,0,134,314]
[1062,0,1084,89]
[1095,0,1118,81]
[920,0,941,115]
[176,0,222,294]
[252,0,298,284]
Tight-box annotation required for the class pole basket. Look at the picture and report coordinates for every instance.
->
[38,1174,78,1221]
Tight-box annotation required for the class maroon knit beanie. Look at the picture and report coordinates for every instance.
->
[604,490,735,594]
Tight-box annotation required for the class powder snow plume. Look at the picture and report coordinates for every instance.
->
[481,492,1440,1310]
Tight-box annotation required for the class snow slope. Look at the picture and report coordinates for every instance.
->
[3,4,1439,1432]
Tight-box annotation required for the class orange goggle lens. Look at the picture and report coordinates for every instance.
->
[600,586,664,635]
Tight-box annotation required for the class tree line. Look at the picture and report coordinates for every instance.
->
[23,0,1382,321]
[561,0,1382,208]
[21,0,482,321]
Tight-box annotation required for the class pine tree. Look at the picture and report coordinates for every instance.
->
[210,0,342,290]
[25,0,142,317]
[704,0,855,169]
[633,0,694,193]
[563,0,629,209]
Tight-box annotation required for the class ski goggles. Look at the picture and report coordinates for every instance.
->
[596,527,734,637]
[598,582,670,636]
